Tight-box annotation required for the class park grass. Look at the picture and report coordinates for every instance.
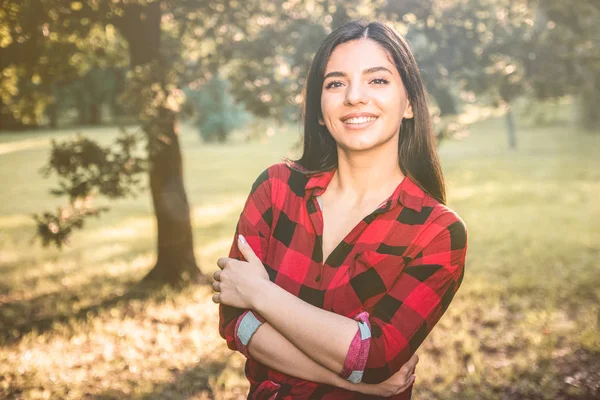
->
[0,110,599,399]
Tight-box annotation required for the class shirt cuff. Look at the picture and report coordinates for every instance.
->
[234,310,265,357]
[339,311,371,383]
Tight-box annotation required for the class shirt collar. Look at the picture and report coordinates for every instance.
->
[305,167,425,212]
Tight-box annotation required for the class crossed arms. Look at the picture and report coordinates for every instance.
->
[215,167,467,396]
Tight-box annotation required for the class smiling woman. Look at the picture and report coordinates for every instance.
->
[320,42,413,153]
[214,20,467,399]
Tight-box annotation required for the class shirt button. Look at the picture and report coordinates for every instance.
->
[315,275,322,282]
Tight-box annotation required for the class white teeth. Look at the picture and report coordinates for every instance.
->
[344,116,377,124]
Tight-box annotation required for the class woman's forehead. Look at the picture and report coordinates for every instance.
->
[325,39,396,74]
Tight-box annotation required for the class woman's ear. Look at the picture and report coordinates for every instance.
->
[403,102,414,119]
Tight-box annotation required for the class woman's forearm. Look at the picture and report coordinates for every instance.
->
[248,322,342,385]
[248,322,381,396]
[251,280,359,374]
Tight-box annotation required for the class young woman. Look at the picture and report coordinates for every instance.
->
[213,20,468,399]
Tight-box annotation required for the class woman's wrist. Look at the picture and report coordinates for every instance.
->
[332,377,382,396]
[249,277,274,312]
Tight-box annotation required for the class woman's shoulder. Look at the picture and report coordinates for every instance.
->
[250,161,306,195]
[420,193,468,236]
[254,161,298,184]
[421,200,468,256]
[256,161,321,187]
[257,161,302,176]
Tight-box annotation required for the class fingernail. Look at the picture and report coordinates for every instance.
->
[238,234,247,244]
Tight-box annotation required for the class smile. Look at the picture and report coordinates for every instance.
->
[343,116,378,124]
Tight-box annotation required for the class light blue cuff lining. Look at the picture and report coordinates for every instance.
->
[358,320,371,340]
[348,370,364,384]
[237,311,263,346]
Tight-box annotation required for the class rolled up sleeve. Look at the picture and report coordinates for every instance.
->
[218,167,275,354]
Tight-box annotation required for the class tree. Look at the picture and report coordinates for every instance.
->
[0,0,80,129]
[4,0,486,286]
[529,0,600,131]
[19,0,386,284]
[18,0,354,284]
[185,74,250,143]
[13,0,585,284]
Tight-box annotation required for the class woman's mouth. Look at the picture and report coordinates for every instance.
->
[342,116,378,129]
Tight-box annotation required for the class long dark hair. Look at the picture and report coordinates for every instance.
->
[292,20,446,205]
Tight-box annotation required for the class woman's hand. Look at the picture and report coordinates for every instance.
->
[350,353,419,397]
[212,234,270,309]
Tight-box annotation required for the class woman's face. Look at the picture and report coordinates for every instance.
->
[320,38,413,154]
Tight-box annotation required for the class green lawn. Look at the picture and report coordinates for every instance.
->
[0,113,599,399]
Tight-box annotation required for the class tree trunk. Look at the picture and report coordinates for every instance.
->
[217,126,227,143]
[0,102,26,131]
[505,103,517,150]
[47,101,58,129]
[77,89,89,125]
[578,70,600,132]
[110,68,125,121]
[431,84,458,116]
[89,102,101,126]
[144,111,201,283]
[118,2,201,284]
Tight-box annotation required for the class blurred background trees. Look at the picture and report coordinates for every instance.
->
[1,0,598,283]
[185,74,250,143]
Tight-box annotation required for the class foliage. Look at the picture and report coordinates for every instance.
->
[2,0,597,128]
[33,128,146,247]
[185,75,250,143]
[2,0,597,272]
[531,0,600,131]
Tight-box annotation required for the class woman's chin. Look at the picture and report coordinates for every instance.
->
[338,133,397,153]
[338,139,381,153]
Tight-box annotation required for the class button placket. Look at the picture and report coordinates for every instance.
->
[306,196,325,288]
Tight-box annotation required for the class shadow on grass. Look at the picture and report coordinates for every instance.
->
[0,216,234,288]
[0,256,46,277]
[495,347,600,400]
[425,347,600,400]
[0,239,151,281]
[0,276,206,347]
[90,358,234,400]
[0,281,11,296]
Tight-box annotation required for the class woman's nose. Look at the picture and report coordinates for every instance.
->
[344,82,369,106]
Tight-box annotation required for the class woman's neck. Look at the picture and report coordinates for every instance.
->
[328,145,405,204]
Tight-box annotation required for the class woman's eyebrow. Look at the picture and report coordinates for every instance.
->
[364,66,393,75]
[323,71,346,80]
[323,66,393,80]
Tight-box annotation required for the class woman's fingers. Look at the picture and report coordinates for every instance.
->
[237,235,261,264]
[394,374,416,394]
[212,293,221,304]
[213,269,222,281]
[399,353,419,377]
[386,353,419,391]
[212,281,221,292]
[408,353,419,374]
[216,257,230,270]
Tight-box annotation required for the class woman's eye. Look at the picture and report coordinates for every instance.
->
[325,80,343,89]
[371,78,389,85]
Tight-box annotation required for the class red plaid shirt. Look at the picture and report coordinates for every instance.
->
[219,162,468,399]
